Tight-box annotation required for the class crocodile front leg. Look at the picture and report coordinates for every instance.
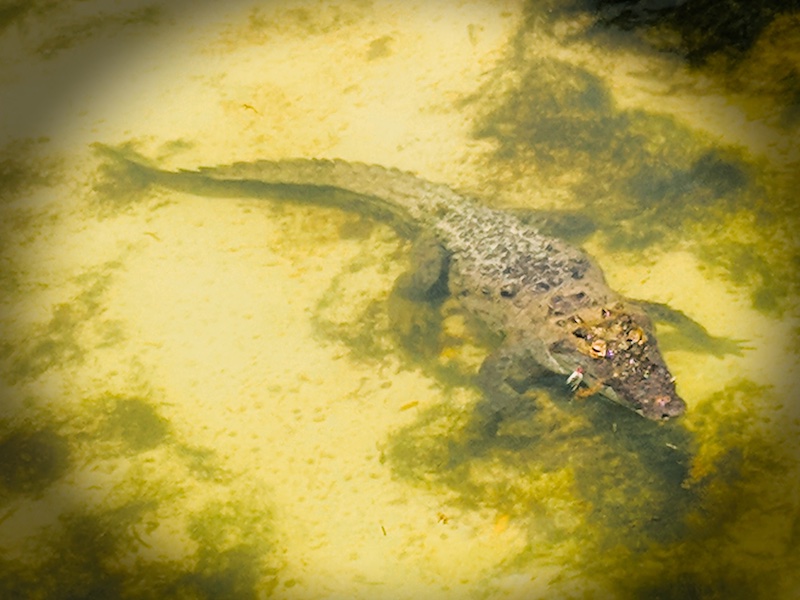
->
[474,339,546,437]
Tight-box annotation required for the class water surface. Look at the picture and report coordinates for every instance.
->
[1,1,798,598]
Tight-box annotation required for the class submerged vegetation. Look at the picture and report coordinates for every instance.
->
[0,396,280,599]
[384,378,800,597]
[466,51,798,316]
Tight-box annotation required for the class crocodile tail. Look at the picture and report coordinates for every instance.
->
[93,143,466,233]
[190,158,469,224]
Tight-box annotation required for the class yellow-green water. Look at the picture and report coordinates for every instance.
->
[1,1,798,598]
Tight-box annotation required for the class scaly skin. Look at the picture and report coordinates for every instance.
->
[96,144,686,421]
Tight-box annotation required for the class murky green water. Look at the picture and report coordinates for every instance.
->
[1,1,798,599]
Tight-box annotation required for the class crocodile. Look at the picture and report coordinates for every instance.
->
[95,144,687,423]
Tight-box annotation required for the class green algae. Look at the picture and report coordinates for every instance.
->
[2,263,125,384]
[467,49,799,316]
[0,394,280,599]
[0,427,70,496]
[0,493,279,600]
[97,396,171,452]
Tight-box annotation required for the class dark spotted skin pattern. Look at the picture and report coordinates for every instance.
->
[96,145,686,422]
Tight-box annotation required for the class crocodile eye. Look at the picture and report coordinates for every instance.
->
[626,327,646,345]
[572,326,589,338]
[500,283,517,298]
[589,339,607,358]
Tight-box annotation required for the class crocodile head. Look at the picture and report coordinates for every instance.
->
[601,339,686,420]
[549,303,686,420]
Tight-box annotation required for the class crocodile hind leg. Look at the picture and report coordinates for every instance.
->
[393,233,450,301]
[387,233,450,357]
